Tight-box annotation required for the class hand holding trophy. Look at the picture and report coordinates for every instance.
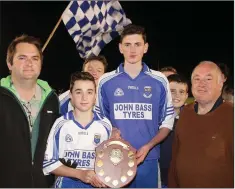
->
[94,133,137,188]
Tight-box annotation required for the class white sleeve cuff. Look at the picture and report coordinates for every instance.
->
[159,123,174,130]
[43,161,63,175]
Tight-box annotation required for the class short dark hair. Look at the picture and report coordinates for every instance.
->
[69,71,96,92]
[167,74,189,92]
[7,34,43,65]
[120,24,147,43]
[82,55,108,72]
[160,66,177,74]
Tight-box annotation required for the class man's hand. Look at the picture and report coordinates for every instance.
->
[136,145,150,165]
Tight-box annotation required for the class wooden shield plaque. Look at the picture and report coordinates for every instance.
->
[95,138,137,188]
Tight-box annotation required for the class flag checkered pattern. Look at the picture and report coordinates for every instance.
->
[62,0,131,59]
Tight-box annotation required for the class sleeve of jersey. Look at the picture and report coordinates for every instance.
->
[103,118,113,139]
[59,90,70,115]
[97,80,110,119]
[159,79,175,130]
[43,119,64,175]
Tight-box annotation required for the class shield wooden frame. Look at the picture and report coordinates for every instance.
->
[95,138,137,188]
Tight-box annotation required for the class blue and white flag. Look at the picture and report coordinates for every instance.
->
[62,0,131,59]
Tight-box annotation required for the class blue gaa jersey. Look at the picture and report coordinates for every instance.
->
[43,111,112,175]
[97,63,174,160]
[59,90,101,115]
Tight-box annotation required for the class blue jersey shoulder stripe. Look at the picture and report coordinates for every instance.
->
[97,71,122,116]
[43,118,68,169]
[145,70,173,123]
[43,159,57,168]
[52,119,69,159]
[98,119,112,138]
[145,70,168,90]
[94,111,112,138]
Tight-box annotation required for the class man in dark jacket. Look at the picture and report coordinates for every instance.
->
[0,35,60,187]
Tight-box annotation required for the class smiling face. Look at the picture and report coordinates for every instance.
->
[7,42,42,81]
[119,34,148,65]
[170,82,188,109]
[83,60,105,85]
[70,80,96,112]
[191,62,223,104]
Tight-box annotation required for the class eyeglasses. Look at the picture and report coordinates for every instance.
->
[22,102,33,128]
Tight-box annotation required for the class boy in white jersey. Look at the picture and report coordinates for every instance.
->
[59,55,108,115]
[43,72,111,188]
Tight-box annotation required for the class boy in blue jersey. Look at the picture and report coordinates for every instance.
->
[43,72,112,188]
[96,24,175,188]
[59,55,108,115]
[159,74,188,188]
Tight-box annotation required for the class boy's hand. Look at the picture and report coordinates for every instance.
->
[78,170,95,184]
[136,144,150,165]
[90,174,107,188]
[78,170,106,187]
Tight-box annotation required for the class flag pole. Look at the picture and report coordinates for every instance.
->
[42,16,63,52]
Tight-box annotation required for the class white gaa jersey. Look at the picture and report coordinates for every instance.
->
[43,111,112,175]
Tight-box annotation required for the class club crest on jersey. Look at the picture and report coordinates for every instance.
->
[143,86,152,98]
[65,134,73,142]
[93,133,101,145]
[114,88,124,97]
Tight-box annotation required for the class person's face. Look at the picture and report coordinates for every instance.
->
[84,60,105,84]
[119,34,148,65]
[7,43,42,81]
[162,71,176,77]
[170,82,188,109]
[191,63,223,104]
[70,80,96,112]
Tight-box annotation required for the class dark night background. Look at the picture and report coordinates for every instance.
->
[0,1,234,94]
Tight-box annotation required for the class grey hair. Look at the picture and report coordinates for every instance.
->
[191,61,223,84]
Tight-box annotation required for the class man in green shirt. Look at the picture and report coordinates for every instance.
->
[0,35,60,187]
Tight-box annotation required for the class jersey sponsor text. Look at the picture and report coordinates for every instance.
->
[64,149,95,169]
[114,103,152,119]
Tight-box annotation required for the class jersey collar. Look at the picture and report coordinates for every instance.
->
[116,62,150,73]
[66,110,99,130]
